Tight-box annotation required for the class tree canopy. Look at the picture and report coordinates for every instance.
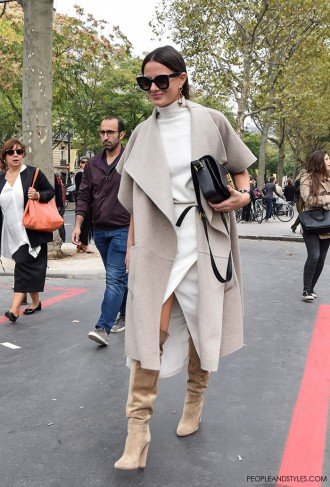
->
[0,4,152,155]
[153,0,330,182]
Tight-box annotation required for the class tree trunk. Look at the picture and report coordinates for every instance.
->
[277,117,285,185]
[21,0,54,181]
[277,142,285,185]
[257,118,271,189]
[235,41,252,138]
[236,98,246,139]
[21,0,62,257]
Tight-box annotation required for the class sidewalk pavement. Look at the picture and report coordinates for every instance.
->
[0,217,303,280]
[237,216,303,242]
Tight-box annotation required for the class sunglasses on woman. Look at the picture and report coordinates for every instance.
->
[136,72,180,91]
[4,149,24,156]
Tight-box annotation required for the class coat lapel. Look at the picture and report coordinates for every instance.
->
[123,109,175,225]
[0,174,6,193]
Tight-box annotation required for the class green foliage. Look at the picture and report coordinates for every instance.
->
[153,0,330,177]
[0,4,152,154]
[192,89,236,126]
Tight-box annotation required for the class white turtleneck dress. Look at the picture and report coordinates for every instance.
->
[156,99,200,378]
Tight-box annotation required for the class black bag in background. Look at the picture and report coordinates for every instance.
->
[299,208,330,235]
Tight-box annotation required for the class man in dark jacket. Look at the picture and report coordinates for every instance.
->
[283,178,295,207]
[262,177,282,221]
[72,116,129,345]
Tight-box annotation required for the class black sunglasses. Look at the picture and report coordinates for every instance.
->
[136,72,180,91]
[5,148,24,156]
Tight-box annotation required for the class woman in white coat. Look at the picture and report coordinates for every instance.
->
[114,46,256,470]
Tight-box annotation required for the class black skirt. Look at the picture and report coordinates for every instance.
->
[12,243,48,293]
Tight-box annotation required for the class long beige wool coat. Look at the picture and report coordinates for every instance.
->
[117,100,256,372]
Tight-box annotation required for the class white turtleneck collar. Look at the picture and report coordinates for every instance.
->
[156,96,188,119]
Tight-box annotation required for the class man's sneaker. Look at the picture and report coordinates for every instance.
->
[110,315,125,333]
[88,327,109,345]
[310,290,317,298]
[302,290,314,302]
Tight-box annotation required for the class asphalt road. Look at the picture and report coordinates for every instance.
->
[0,240,329,487]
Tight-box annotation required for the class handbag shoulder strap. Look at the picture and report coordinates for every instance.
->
[31,167,39,188]
[176,165,232,284]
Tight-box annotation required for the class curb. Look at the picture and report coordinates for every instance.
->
[0,271,105,280]
[0,235,303,280]
[238,234,303,243]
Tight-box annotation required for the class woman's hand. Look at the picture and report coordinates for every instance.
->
[209,186,250,213]
[27,187,40,200]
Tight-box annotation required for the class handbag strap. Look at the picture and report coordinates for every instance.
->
[31,168,39,188]
[176,165,232,284]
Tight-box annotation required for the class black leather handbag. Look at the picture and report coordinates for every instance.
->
[299,208,330,234]
[191,155,231,203]
[176,155,233,284]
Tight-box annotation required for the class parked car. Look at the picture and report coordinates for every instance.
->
[66,184,76,203]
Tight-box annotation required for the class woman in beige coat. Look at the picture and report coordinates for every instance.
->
[114,46,256,470]
[300,149,330,302]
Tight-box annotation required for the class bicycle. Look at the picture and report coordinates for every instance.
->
[258,198,294,223]
[236,198,265,223]
[235,207,243,223]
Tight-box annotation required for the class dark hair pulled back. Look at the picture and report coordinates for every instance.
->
[141,45,190,99]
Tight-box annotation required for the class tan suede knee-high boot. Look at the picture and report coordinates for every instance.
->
[176,336,210,437]
[114,330,169,470]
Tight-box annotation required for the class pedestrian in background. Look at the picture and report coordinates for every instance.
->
[262,177,282,221]
[114,45,256,471]
[242,179,256,222]
[283,178,295,208]
[74,157,93,253]
[54,171,66,243]
[300,150,330,302]
[0,139,55,322]
[72,116,129,342]
[291,169,306,233]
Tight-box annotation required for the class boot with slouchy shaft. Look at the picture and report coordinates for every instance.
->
[114,330,169,470]
[176,336,210,437]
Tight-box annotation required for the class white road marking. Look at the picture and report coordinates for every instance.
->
[1,342,21,350]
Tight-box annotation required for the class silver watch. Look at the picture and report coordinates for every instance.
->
[238,189,250,195]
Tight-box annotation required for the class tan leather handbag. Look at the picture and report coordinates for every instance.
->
[22,168,64,232]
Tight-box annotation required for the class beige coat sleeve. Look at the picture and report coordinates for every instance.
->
[208,109,257,174]
[116,125,141,214]
[300,177,330,207]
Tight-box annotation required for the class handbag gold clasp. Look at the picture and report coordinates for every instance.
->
[193,161,204,172]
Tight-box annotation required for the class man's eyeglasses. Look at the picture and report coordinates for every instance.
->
[99,130,120,137]
[136,72,180,91]
[4,149,24,156]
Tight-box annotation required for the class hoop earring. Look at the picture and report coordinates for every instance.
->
[178,86,183,107]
